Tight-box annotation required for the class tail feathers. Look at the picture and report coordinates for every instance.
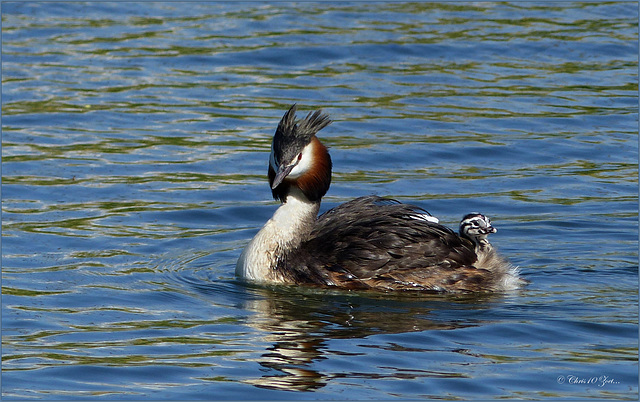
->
[474,249,527,292]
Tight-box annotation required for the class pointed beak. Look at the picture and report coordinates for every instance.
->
[271,163,295,189]
[485,226,497,234]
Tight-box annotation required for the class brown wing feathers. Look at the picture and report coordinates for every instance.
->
[277,196,493,292]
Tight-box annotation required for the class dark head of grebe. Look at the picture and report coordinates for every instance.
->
[268,104,332,204]
[460,213,497,252]
[236,105,525,293]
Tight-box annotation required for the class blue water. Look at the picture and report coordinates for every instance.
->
[2,1,638,399]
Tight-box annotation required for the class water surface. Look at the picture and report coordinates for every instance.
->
[2,2,638,399]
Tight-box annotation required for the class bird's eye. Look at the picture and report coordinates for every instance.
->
[297,153,302,161]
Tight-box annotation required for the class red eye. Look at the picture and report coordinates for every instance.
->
[297,153,302,161]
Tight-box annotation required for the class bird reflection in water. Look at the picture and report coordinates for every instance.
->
[238,284,499,391]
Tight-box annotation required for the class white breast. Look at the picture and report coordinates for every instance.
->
[236,190,320,283]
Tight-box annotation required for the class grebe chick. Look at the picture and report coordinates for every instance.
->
[460,213,497,253]
[236,105,525,293]
[458,212,525,290]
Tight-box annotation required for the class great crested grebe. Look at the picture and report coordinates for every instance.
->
[460,213,497,253]
[236,105,524,292]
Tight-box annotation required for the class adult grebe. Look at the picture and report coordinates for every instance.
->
[236,105,524,292]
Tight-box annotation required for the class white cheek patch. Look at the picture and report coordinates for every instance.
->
[287,141,315,179]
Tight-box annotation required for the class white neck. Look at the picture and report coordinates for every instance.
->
[236,188,320,283]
